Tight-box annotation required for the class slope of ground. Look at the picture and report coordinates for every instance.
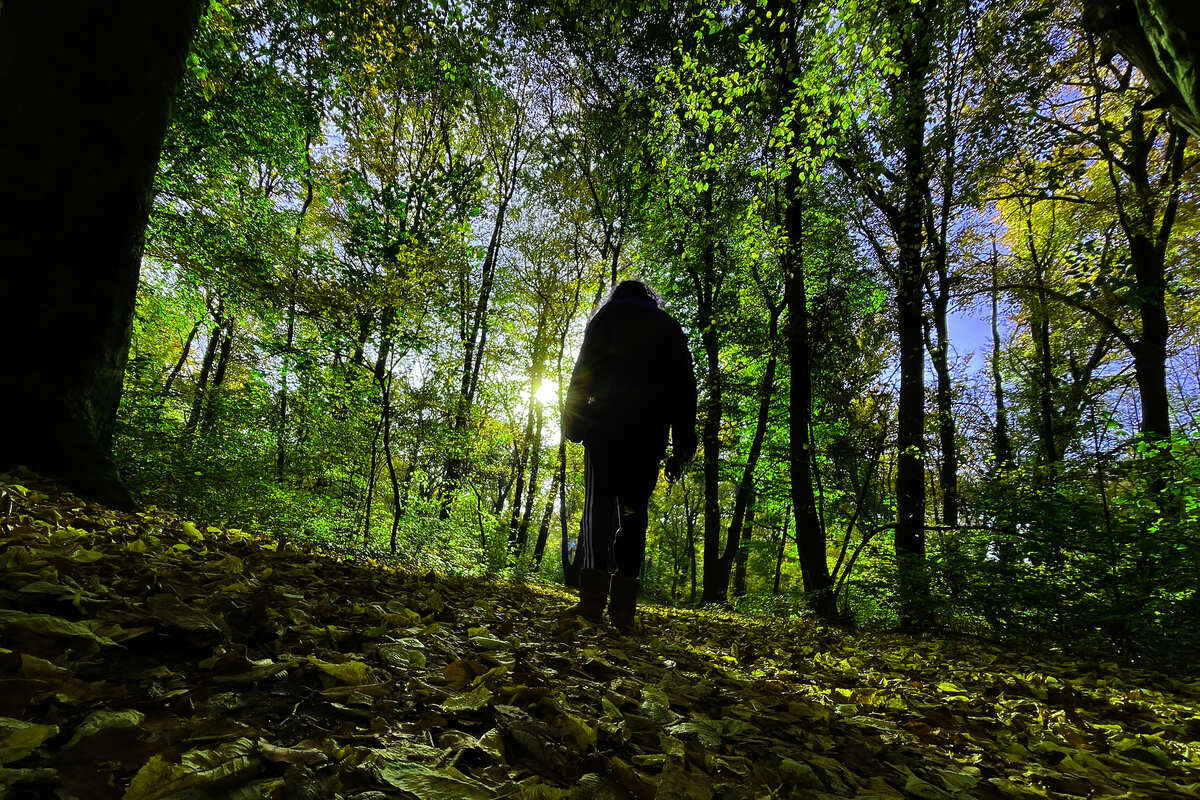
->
[0,473,1198,800]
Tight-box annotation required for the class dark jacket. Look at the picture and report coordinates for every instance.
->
[563,297,697,463]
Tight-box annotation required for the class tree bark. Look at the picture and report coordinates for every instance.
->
[697,197,726,603]
[0,0,203,506]
[784,172,834,617]
[890,0,933,627]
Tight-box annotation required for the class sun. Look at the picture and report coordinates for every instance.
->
[534,380,558,405]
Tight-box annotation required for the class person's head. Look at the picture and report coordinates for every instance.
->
[606,279,661,308]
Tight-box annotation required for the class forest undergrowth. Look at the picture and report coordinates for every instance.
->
[1,473,1198,800]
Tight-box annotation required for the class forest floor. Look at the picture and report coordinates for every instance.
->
[1,475,1198,800]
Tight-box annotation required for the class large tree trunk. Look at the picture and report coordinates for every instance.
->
[891,0,933,627]
[768,0,835,618]
[0,0,202,506]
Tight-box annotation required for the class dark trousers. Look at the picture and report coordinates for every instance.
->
[579,443,660,577]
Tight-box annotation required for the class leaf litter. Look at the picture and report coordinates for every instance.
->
[1,473,1198,799]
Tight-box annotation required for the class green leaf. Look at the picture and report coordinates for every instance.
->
[65,709,145,749]
[379,760,494,799]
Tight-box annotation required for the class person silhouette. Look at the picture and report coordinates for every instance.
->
[562,279,697,632]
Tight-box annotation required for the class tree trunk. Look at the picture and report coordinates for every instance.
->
[769,0,835,617]
[990,255,1013,471]
[183,320,222,439]
[276,297,296,481]
[726,299,782,599]
[698,231,726,603]
[784,172,834,617]
[161,319,200,402]
[363,412,382,548]
[891,0,933,627]
[533,440,563,566]
[0,0,203,506]
[517,403,545,548]
[1031,256,1059,467]
[732,487,755,598]
[377,370,402,555]
[928,285,958,527]
[509,401,538,552]
[201,318,234,434]
[774,509,790,595]
[442,197,509,513]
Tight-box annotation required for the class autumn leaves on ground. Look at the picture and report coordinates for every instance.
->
[0,475,1197,800]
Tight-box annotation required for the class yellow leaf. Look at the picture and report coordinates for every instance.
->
[307,656,375,685]
[181,521,203,541]
[0,717,59,765]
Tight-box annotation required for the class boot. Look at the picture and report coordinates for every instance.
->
[562,568,610,624]
[608,575,639,633]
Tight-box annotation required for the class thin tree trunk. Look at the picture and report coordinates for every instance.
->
[377,369,402,555]
[691,182,729,603]
[161,319,200,402]
[517,404,545,548]
[680,476,699,605]
[1031,252,1059,467]
[277,110,315,480]
[732,487,755,598]
[200,318,234,434]
[443,198,509,514]
[533,442,563,566]
[509,402,537,551]
[990,253,1013,471]
[276,297,296,480]
[928,287,958,527]
[494,448,517,516]
[363,412,382,548]
[725,301,782,598]
[774,509,790,595]
[183,320,222,439]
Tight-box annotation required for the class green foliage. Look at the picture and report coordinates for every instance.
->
[107,0,1200,666]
